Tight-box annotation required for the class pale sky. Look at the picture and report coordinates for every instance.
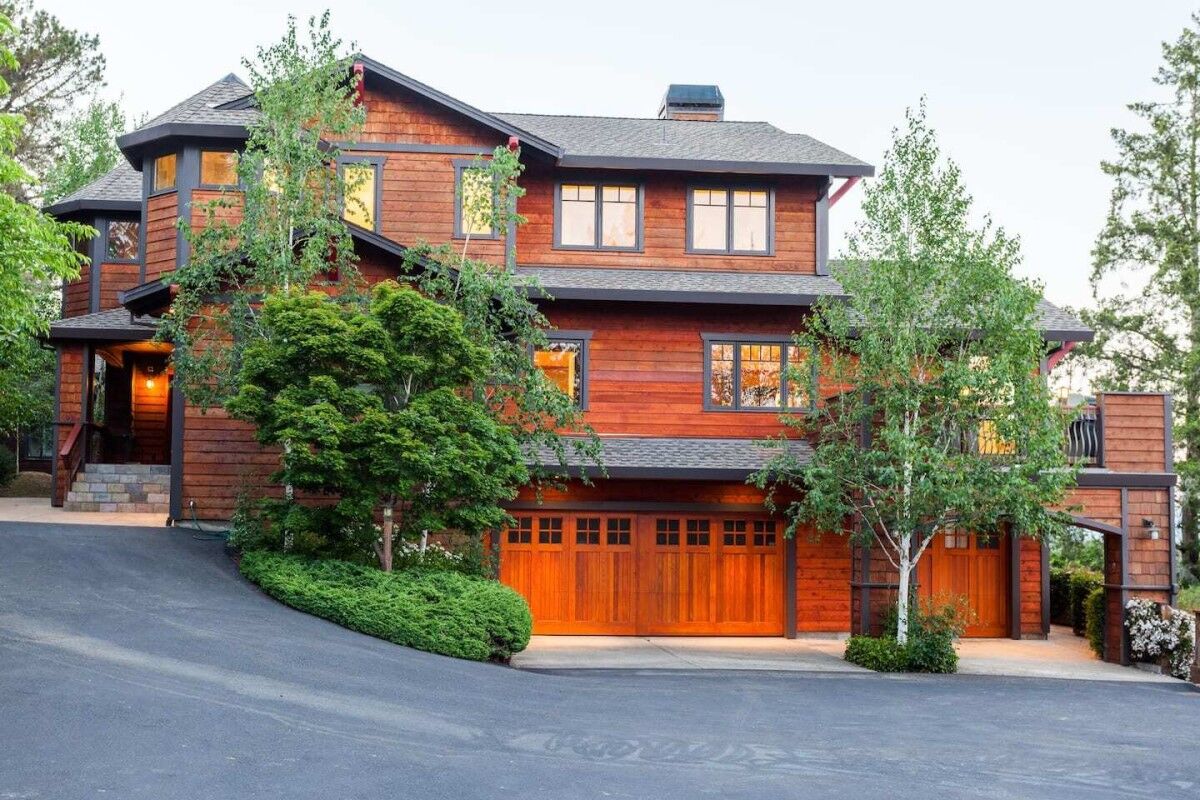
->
[37,0,1197,313]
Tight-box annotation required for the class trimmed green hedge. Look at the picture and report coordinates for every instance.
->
[1084,586,1106,658]
[1049,567,1074,626]
[844,632,958,673]
[239,550,532,662]
[1069,569,1103,636]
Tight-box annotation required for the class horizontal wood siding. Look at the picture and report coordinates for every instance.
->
[794,526,852,632]
[130,361,170,464]
[517,166,821,273]
[145,193,179,280]
[53,345,85,505]
[190,189,243,228]
[63,266,90,317]
[360,84,501,145]
[182,405,278,520]
[98,263,142,311]
[1020,537,1042,636]
[1101,393,1168,472]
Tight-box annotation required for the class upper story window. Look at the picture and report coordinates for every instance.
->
[200,151,239,186]
[704,336,813,412]
[455,164,497,239]
[534,332,590,409]
[555,182,641,251]
[688,187,773,255]
[339,157,382,231]
[152,154,177,192]
[105,220,140,262]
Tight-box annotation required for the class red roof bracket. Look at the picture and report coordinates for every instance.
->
[828,176,861,208]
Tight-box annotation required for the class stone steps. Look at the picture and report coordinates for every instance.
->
[64,463,170,514]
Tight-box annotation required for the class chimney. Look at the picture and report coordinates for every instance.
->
[658,84,724,121]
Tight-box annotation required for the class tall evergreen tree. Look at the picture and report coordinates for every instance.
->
[1078,14,1200,576]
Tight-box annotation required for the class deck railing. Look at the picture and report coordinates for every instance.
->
[961,406,1102,466]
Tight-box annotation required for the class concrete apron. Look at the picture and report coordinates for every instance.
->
[0,497,167,528]
[513,627,1179,683]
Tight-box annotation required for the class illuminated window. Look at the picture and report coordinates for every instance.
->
[153,154,177,192]
[688,187,771,254]
[705,338,813,411]
[457,166,496,237]
[200,151,238,186]
[105,220,139,261]
[534,336,588,408]
[556,182,640,250]
[340,159,380,230]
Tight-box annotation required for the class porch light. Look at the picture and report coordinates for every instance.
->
[1142,518,1160,540]
[145,378,155,389]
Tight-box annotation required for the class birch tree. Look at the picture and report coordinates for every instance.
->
[756,103,1073,645]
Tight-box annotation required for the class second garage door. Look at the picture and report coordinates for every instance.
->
[499,512,785,635]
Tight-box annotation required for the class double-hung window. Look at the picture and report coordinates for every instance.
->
[339,157,383,231]
[688,187,772,255]
[704,336,814,411]
[556,182,641,250]
[533,332,591,409]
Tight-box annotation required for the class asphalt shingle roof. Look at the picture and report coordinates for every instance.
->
[44,162,142,215]
[532,436,810,478]
[135,74,257,131]
[492,113,873,175]
[48,308,158,341]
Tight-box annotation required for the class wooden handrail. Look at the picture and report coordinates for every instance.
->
[59,421,83,459]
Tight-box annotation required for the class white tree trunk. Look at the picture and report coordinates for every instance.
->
[896,532,912,646]
[380,505,394,572]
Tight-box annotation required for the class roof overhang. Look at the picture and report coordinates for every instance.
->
[556,155,875,178]
[117,123,250,168]
[43,198,140,217]
[528,284,842,306]
[46,309,158,343]
[120,279,175,316]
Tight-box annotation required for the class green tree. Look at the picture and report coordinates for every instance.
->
[0,286,55,435]
[226,283,528,571]
[0,10,90,343]
[0,0,105,201]
[158,11,365,408]
[1076,15,1200,577]
[41,96,131,203]
[755,104,1073,645]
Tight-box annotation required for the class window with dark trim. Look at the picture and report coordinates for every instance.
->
[152,154,177,192]
[555,181,642,251]
[533,331,590,409]
[703,336,815,412]
[687,187,773,255]
[338,157,383,231]
[104,220,140,262]
[200,150,239,187]
[455,163,498,239]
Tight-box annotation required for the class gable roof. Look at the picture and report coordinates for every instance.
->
[44,161,142,216]
[117,74,257,166]
[492,114,873,177]
[517,265,1092,342]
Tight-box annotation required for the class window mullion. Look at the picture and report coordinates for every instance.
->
[732,341,741,411]
[780,344,788,409]
[594,183,603,248]
[726,191,735,255]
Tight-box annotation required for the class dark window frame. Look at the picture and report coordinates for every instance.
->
[553,180,644,252]
[101,218,141,263]
[453,160,500,240]
[701,332,817,413]
[149,152,179,196]
[198,149,242,189]
[336,155,385,233]
[534,330,592,411]
[685,184,776,256]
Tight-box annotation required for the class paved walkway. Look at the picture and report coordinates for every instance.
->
[0,496,167,528]
[514,626,1177,682]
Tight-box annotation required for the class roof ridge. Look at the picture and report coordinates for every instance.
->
[493,110,777,126]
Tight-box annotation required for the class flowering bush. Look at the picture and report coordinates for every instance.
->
[1125,599,1196,679]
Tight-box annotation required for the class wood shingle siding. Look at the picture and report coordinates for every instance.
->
[145,192,179,280]
[1100,393,1169,472]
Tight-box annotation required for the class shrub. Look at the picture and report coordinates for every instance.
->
[1125,598,1197,679]
[1177,585,1200,612]
[1069,569,1103,636]
[1084,586,1106,658]
[239,550,532,662]
[1049,567,1075,626]
[845,635,908,671]
[0,445,16,488]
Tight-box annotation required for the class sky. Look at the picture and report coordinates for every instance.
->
[37,0,1197,314]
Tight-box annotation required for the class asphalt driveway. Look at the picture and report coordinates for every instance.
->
[1,521,1197,799]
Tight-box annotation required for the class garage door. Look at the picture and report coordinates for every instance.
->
[925,530,1009,637]
[499,513,785,635]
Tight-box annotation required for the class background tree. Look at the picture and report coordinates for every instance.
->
[755,104,1073,645]
[1075,15,1200,579]
[0,0,105,201]
[159,12,365,407]
[41,96,132,203]
[226,284,527,570]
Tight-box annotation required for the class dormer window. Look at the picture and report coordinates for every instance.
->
[200,151,238,186]
[688,187,773,255]
[555,182,642,251]
[152,154,177,192]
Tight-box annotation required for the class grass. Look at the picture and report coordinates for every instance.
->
[1177,585,1200,612]
[0,471,52,498]
[239,550,533,662]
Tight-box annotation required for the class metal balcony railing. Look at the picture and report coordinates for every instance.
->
[954,406,1102,467]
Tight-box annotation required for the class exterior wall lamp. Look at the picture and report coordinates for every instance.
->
[1142,518,1160,540]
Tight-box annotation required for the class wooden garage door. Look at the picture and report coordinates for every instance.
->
[925,530,1009,637]
[499,513,784,635]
